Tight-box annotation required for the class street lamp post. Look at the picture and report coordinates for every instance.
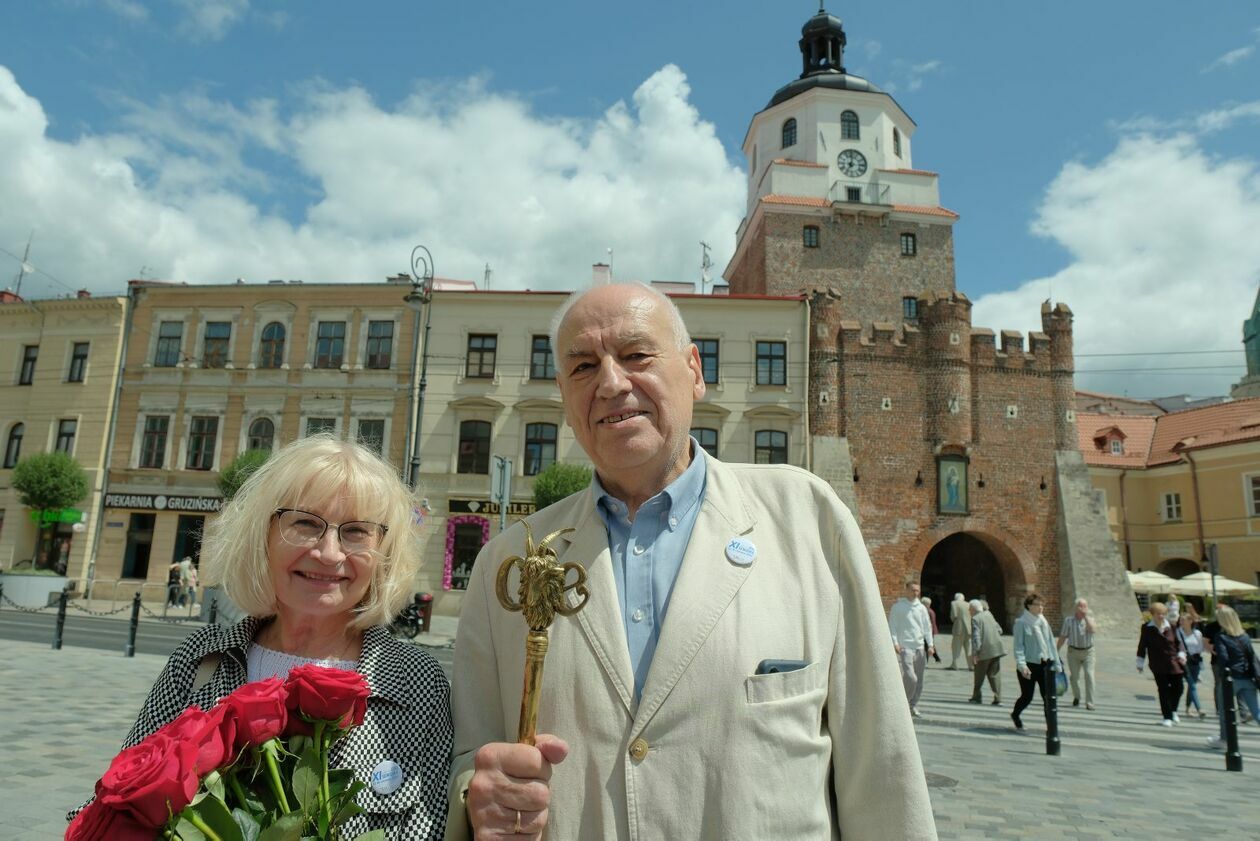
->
[404,246,435,489]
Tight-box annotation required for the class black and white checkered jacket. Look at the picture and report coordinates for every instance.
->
[85,616,452,840]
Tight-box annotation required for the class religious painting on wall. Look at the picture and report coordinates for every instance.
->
[937,455,968,515]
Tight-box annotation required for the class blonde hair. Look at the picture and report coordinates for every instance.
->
[201,435,420,630]
[1149,601,1167,616]
[1216,605,1244,637]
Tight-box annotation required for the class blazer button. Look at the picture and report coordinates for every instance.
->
[628,738,649,761]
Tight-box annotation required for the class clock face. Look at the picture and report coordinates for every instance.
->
[837,149,867,177]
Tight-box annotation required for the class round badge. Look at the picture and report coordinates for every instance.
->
[370,759,404,796]
[725,537,756,566]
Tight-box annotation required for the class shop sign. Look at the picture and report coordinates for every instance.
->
[104,492,223,513]
[1157,542,1193,558]
[28,508,85,525]
[448,498,536,517]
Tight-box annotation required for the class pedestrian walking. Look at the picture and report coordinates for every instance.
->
[1136,601,1187,727]
[890,580,935,718]
[1166,595,1180,625]
[177,556,194,607]
[1204,605,1260,750]
[165,562,181,607]
[1010,593,1060,731]
[968,599,1005,705]
[921,596,942,663]
[1177,612,1207,719]
[1056,597,1097,710]
[949,592,972,670]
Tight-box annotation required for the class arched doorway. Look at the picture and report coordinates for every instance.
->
[921,533,1010,630]
[1157,557,1198,579]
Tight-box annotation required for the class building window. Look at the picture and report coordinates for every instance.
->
[902,297,919,320]
[202,322,231,368]
[247,417,274,452]
[893,127,902,157]
[782,118,797,148]
[314,321,346,369]
[3,423,23,468]
[803,225,820,248]
[900,233,917,256]
[466,334,497,378]
[449,521,486,590]
[1249,475,1260,517]
[1162,492,1182,522]
[1109,439,1124,455]
[67,342,89,383]
[155,321,183,367]
[530,335,556,379]
[357,419,385,455]
[259,322,286,369]
[19,345,38,385]
[186,416,218,470]
[841,110,860,140]
[845,186,862,203]
[756,341,787,386]
[691,427,718,458]
[524,422,558,476]
[458,420,491,474]
[140,416,169,468]
[55,419,77,454]
[305,417,337,437]
[365,320,394,369]
[755,430,788,464]
[694,339,719,384]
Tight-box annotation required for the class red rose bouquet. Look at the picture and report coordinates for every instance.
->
[68,665,380,841]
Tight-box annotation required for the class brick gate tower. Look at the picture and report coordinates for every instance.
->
[725,8,1137,629]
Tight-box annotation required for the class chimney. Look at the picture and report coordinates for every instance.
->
[592,263,611,285]
[76,289,91,299]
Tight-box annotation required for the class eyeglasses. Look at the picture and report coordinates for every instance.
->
[273,508,387,554]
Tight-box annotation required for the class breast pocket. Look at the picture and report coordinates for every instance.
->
[744,660,826,704]
[340,752,433,839]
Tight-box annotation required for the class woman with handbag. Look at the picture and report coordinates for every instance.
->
[1205,605,1260,749]
[1177,612,1207,719]
[1010,593,1061,730]
[1137,601,1187,727]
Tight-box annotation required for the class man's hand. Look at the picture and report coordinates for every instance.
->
[927,646,936,657]
[970,654,978,667]
[893,643,903,655]
[467,735,569,839]
[1019,666,1031,679]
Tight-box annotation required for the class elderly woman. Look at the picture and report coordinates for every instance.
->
[1010,593,1061,730]
[85,436,452,839]
[1137,601,1187,727]
[1205,605,1260,749]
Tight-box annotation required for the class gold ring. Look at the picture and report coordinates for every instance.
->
[514,810,522,834]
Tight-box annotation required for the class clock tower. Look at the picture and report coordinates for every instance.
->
[725,7,958,328]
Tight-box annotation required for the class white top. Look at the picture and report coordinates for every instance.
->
[246,643,359,682]
[888,597,933,648]
[1178,626,1205,657]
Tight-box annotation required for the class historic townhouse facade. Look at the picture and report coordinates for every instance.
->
[0,292,128,585]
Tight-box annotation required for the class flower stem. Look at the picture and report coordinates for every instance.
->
[185,811,224,841]
[261,740,292,813]
[315,722,333,829]
[226,769,251,810]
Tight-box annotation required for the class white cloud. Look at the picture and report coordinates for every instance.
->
[174,0,250,41]
[0,63,744,300]
[972,135,1258,399]
[881,59,943,94]
[101,0,148,22]
[1202,29,1260,73]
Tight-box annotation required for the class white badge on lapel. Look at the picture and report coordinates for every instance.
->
[725,537,756,566]
[370,759,403,795]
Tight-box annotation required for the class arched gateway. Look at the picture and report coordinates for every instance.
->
[914,529,1031,631]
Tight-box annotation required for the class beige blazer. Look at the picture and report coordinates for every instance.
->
[447,455,937,840]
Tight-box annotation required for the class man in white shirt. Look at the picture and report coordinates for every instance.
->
[889,580,935,716]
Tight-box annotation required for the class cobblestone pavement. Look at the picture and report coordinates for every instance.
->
[3,629,1258,839]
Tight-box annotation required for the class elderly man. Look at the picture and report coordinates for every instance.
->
[889,580,935,716]
[968,599,1006,704]
[1056,597,1097,710]
[447,283,936,840]
[948,591,972,670]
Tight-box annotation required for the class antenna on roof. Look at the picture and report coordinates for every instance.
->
[700,241,713,294]
[607,248,614,280]
[484,263,492,291]
[11,231,34,297]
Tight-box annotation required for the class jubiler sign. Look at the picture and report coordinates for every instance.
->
[104,493,224,513]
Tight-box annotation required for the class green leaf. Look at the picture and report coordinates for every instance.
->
[325,768,356,797]
[232,808,262,841]
[176,816,208,841]
[316,806,330,838]
[350,831,387,841]
[191,795,245,841]
[291,748,322,814]
[256,813,305,841]
[204,770,227,803]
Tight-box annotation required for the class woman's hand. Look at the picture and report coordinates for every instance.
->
[1019,666,1031,679]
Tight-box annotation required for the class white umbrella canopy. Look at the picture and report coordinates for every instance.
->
[1170,572,1259,596]
[1127,570,1178,595]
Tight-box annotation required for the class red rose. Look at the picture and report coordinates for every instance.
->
[283,665,370,735]
[221,677,289,748]
[95,732,200,828]
[65,801,151,841]
[154,705,237,773]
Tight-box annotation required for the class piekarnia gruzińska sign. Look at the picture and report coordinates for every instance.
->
[104,493,224,513]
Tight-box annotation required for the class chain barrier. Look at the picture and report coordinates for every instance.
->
[65,600,133,617]
[138,603,201,624]
[0,592,54,614]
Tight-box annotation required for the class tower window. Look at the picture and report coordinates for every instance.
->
[803,226,820,248]
[845,187,862,203]
[781,118,797,149]
[900,233,917,256]
[902,297,919,320]
[893,127,902,158]
[841,110,859,140]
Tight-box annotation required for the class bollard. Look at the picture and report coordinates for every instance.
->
[1043,664,1061,756]
[0,581,5,605]
[125,592,142,658]
[208,596,218,625]
[52,588,69,650]
[1223,668,1243,772]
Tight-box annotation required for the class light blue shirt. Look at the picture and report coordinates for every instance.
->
[593,441,707,701]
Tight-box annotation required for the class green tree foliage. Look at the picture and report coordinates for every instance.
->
[217,449,273,501]
[11,451,90,569]
[532,462,593,510]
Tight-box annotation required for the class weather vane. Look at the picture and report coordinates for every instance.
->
[495,522,590,745]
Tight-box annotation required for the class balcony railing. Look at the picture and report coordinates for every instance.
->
[828,180,891,206]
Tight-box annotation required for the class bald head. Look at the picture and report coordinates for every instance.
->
[550,282,691,359]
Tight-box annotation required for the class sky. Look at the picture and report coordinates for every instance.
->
[3,1,1259,400]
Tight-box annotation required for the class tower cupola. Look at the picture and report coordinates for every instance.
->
[800,7,847,76]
